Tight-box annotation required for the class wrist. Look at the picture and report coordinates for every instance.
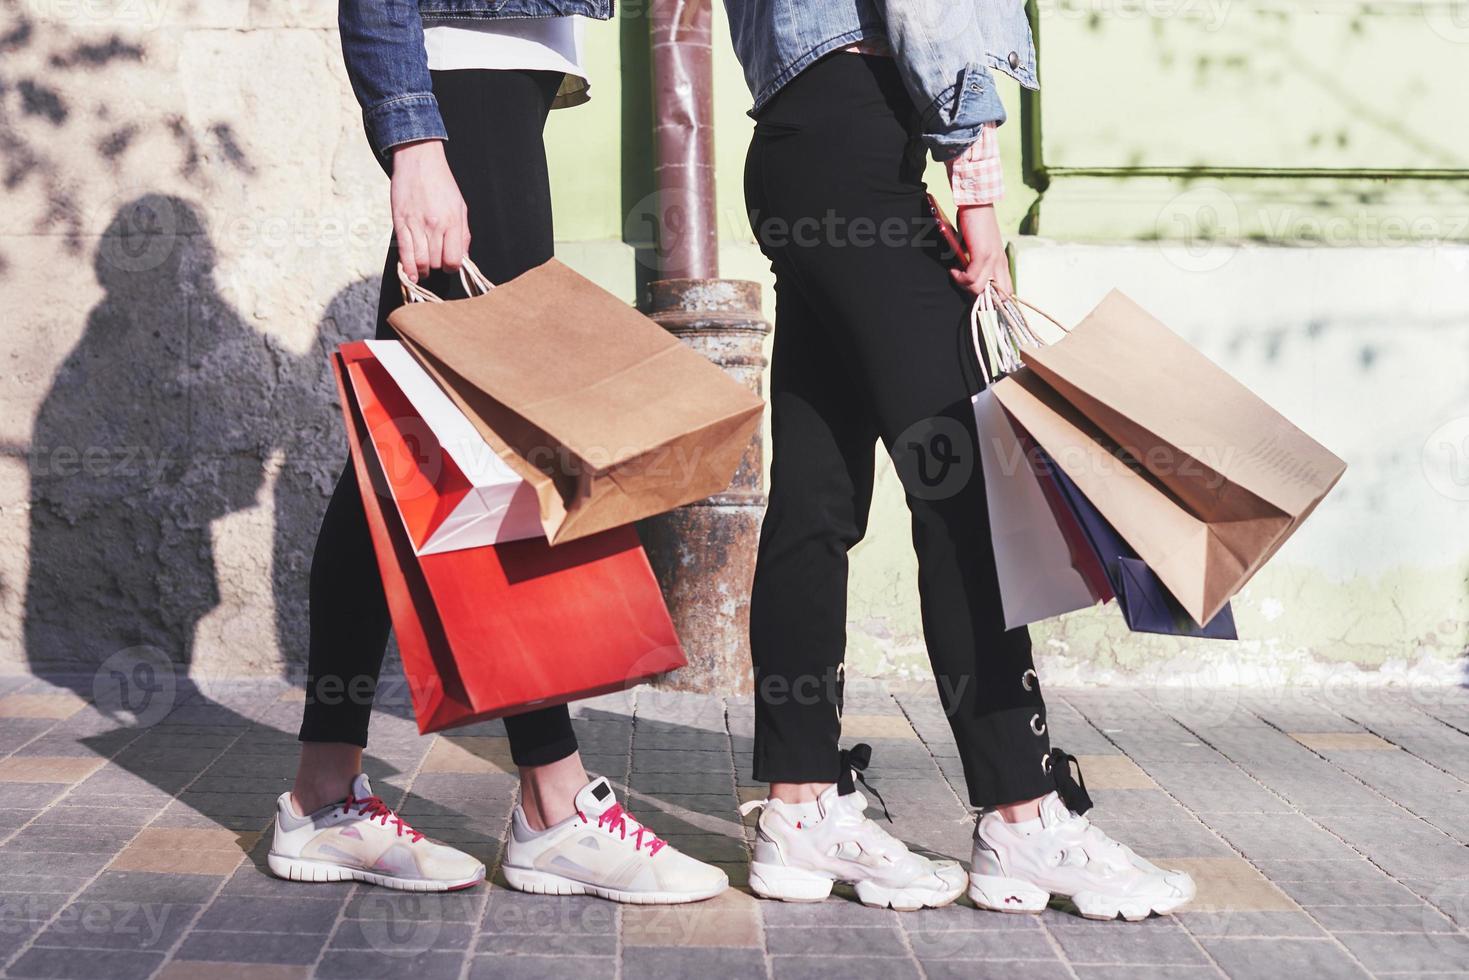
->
[391,139,446,164]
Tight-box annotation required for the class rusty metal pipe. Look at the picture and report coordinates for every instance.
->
[642,0,768,694]
[640,280,769,696]
[648,0,719,280]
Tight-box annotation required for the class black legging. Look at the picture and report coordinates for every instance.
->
[745,54,1055,808]
[299,68,578,768]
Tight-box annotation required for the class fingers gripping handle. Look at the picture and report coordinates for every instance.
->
[396,256,495,304]
[969,282,1070,383]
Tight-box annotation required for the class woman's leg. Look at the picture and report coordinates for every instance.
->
[747,54,1052,810]
[294,68,583,820]
[749,275,879,793]
[279,67,729,902]
[743,54,1195,919]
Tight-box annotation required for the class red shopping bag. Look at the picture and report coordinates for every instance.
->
[332,342,686,734]
[1014,430,1114,604]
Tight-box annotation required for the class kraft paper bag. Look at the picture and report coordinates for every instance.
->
[993,290,1346,626]
[388,259,765,545]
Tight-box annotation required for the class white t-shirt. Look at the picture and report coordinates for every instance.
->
[422,17,589,108]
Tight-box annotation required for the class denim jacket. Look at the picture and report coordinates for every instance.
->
[339,0,614,160]
[722,0,1037,161]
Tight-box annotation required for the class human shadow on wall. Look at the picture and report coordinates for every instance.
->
[25,194,271,694]
[27,195,287,847]
[27,197,427,859]
[25,194,397,698]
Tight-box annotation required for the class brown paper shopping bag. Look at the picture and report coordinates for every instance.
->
[992,290,1346,626]
[387,259,765,545]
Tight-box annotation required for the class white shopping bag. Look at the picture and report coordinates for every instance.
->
[364,339,544,555]
[971,287,1105,628]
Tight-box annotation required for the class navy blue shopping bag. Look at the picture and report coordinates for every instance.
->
[1029,443,1238,640]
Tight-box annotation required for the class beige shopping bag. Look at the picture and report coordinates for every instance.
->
[388,259,765,545]
[991,290,1346,626]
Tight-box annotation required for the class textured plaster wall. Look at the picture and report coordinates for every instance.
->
[1,2,1463,687]
[1,0,394,680]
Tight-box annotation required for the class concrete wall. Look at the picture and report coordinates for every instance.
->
[1,0,1464,685]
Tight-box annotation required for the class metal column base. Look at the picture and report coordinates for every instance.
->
[640,278,771,696]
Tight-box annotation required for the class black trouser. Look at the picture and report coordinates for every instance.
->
[298,69,578,768]
[745,54,1055,808]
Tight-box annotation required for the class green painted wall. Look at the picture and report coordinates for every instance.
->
[1022,0,1469,240]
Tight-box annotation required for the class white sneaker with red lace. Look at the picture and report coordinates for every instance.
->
[970,791,1196,920]
[501,776,728,904]
[268,773,485,892]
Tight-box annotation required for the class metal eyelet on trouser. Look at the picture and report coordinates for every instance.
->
[1021,669,1037,692]
[1030,713,1046,736]
[1041,752,1052,774]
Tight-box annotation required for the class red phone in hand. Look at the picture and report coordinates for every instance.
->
[927,193,969,268]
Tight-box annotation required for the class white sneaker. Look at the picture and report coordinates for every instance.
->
[268,773,485,892]
[501,776,728,905]
[741,776,966,910]
[970,791,1196,920]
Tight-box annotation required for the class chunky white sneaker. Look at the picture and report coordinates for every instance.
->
[970,791,1196,920]
[501,776,728,905]
[268,773,485,892]
[740,753,966,911]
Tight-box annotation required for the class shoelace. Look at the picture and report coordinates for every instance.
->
[838,743,894,822]
[582,802,666,855]
[343,794,424,842]
[1049,747,1093,815]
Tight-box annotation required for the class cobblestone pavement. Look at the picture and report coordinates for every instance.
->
[0,673,1464,978]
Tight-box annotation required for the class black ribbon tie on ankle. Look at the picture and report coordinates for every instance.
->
[1049,747,1093,815]
[838,743,894,822]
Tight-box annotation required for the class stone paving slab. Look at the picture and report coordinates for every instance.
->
[0,676,1463,977]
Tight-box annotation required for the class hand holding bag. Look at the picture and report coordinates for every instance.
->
[976,285,1236,636]
[387,259,765,545]
[988,287,1346,627]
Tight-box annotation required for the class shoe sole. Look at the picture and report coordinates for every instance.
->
[750,861,965,911]
[501,864,728,905]
[968,873,1194,921]
[268,853,484,892]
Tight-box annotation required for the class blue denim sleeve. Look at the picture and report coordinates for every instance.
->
[877,2,1009,162]
[339,0,447,161]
